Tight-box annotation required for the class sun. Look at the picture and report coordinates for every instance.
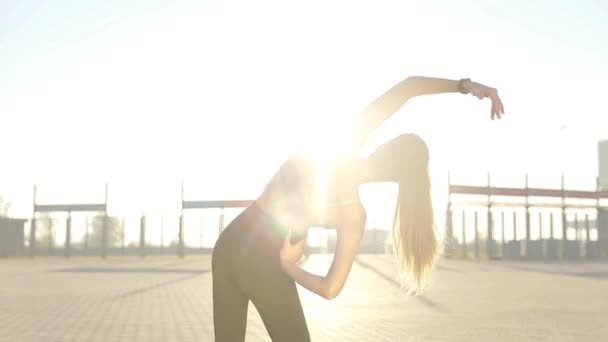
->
[297,116,358,211]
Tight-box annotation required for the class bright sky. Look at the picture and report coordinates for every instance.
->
[1,0,608,224]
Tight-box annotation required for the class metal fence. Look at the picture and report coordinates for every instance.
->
[445,173,608,260]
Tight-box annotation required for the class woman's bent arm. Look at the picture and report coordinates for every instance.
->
[281,205,365,299]
[352,76,504,152]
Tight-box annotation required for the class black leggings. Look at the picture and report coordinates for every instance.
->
[212,205,310,342]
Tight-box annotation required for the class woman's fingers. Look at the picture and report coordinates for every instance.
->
[499,97,505,114]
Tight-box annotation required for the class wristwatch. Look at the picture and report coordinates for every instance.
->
[458,78,472,94]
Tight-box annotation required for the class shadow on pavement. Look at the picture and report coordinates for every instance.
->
[108,273,204,301]
[487,262,608,280]
[56,267,208,274]
[354,257,449,312]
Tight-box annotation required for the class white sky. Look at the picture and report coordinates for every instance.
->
[1,0,608,222]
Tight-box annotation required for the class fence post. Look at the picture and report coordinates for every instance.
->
[445,171,455,257]
[219,208,225,237]
[539,212,545,259]
[461,211,467,259]
[178,215,185,258]
[30,186,37,258]
[585,213,591,259]
[574,213,581,259]
[550,213,555,240]
[487,212,493,259]
[486,172,493,259]
[561,175,567,260]
[513,211,519,258]
[84,217,89,256]
[200,216,204,251]
[101,215,108,259]
[501,211,506,258]
[65,212,71,258]
[48,216,54,256]
[29,217,37,258]
[121,217,125,255]
[474,211,479,259]
[525,174,530,258]
[160,216,164,255]
[139,214,146,258]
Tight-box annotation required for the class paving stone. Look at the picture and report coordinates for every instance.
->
[0,255,607,341]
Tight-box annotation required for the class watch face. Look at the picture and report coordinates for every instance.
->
[459,79,470,93]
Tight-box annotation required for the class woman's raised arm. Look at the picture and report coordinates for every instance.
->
[351,76,504,152]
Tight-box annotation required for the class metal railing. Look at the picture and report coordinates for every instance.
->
[445,173,608,260]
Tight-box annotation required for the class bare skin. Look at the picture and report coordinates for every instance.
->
[260,76,505,300]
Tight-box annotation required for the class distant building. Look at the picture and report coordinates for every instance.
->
[0,217,26,257]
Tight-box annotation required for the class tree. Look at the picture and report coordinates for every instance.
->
[31,213,55,253]
[0,195,11,216]
[87,215,122,249]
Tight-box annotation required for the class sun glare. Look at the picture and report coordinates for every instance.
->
[298,115,358,213]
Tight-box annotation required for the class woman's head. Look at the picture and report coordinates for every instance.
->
[364,133,441,293]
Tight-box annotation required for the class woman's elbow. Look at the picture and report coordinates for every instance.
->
[322,283,342,300]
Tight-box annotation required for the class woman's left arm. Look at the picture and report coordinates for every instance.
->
[280,204,366,299]
[351,76,505,153]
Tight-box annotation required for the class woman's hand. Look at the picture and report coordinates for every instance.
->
[280,229,307,268]
[468,83,505,120]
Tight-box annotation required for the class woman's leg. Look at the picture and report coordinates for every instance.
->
[212,234,249,342]
[234,253,310,342]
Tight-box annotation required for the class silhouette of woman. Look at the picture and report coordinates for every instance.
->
[212,76,505,341]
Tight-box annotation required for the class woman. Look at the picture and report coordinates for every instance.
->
[212,76,505,341]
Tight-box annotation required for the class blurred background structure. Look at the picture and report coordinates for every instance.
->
[2,139,607,261]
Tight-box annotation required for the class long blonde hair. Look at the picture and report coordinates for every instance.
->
[367,134,441,294]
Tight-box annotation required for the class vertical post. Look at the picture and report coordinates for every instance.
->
[474,211,479,259]
[84,217,89,256]
[29,185,37,258]
[103,183,109,258]
[461,211,467,259]
[29,218,37,257]
[445,204,454,257]
[139,214,146,258]
[524,174,530,258]
[585,213,591,259]
[104,183,109,213]
[501,211,506,258]
[596,176,605,259]
[121,217,125,255]
[48,216,54,256]
[160,216,164,255]
[513,211,519,258]
[561,175,568,260]
[200,216,204,250]
[486,172,493,259]
[178,181,185,258]
[539,212,545,259]
[219,208,225,237]
[549,213,555,259]
[446,171,454,257]
[574,213,581,259]
[513,211,518,241]
[101,215,108,259]
[65,211,71,258]
[178,215,184,258]
[550,213,555,240]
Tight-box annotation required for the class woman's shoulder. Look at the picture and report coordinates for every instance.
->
[279,153,315,179]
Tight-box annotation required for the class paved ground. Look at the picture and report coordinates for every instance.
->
[1,255,607,342]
